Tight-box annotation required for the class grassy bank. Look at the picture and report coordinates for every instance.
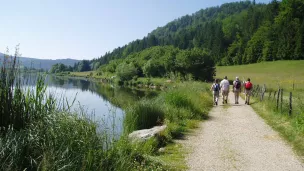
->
[124,82,212,133]
[70,71,100,78]
[66,71,194,90]
[1,53,213,170]
[123,81,213,170]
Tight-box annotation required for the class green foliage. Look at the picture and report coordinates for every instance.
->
[100,46,215,81]
[142,59,165,77]
[0,47,56,130]
[1,49,213,171]
[116,62,138,82]
[71,1,304,74]
[175,48,215,80]
[77,60,91,72]
[88,0,304,70]
[165,91,192,108]
[124,81,213,137]
[50,63,73,73]
[124,100,165,133]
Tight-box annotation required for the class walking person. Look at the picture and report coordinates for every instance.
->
[244,78,253,105]
[220,76,230,104]
[210,79,220,106]
[233,77,242,104]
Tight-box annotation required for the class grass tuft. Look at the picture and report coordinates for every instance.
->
[124,99,165,133]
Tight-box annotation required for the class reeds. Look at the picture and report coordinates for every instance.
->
[0,48,213,170]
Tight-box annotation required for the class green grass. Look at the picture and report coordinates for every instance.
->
[70,71,105,79]
[123,81,212,170]
[155,143,188,170]
[124,81,212,138]
[1,49,213,170]
[137,77,169,85]
[124,100,165,133]
[52,70,213,169]
[218,60,304,160]
[249,97,304,160]
[69,71,176,89]
[216,60,304,91]
[1,72,212,170]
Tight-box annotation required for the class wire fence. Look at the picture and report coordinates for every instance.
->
[250,84,304,117]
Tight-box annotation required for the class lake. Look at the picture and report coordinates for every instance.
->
[23,74,157,137]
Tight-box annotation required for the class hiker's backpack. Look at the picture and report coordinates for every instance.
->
[235,81,241,89]
[245,82,252,90]
[214,83,220,91]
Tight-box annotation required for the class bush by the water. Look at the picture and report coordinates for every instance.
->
[124,82,213,140]
[124,100,165,133]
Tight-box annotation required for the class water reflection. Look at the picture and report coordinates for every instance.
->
[21,74,157,137]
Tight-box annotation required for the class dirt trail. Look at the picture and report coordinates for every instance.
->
[181,93,304,171]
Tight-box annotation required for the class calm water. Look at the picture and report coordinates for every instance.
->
[23,74,157,136]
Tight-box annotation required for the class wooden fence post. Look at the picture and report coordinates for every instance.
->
[260,87,264,101]
[254,85,259,97]
[276,89,280,111]
[289,92,292,116]
[252,85,255,97]
[261,84,266,101]
[268,91,272,100]
[280,89,283,113]
[257,85,260,97]
[273,91,277,101]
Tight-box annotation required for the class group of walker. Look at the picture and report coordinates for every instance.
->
[210,76,253,106]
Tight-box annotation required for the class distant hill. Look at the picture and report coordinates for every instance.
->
[0,52,80,70]
[85,0,303,69]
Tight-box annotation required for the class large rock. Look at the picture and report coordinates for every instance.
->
[128,125,167,142]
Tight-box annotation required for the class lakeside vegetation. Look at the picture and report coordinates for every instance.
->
[52,46,215,86]
[1,51,213,170]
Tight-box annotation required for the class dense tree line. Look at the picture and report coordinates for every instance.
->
[72,0,304,72]
[50,63,73,73]
[99,46,215,81]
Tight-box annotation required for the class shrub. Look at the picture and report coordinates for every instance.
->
[124,100,165,133]
[116,62,138,82]
[164,91,192,108]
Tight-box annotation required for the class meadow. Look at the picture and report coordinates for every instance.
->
[216,60,304,91]
[217,60,304,159]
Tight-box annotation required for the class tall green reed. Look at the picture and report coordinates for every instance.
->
[0,47,56,131]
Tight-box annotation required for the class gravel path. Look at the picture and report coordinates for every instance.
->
[181,93,304,171]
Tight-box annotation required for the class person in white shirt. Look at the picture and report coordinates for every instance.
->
[220,76,230,104]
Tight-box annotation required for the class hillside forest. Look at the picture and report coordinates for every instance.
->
[52,0,304,81]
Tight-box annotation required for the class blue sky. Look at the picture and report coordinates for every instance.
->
[0,0,271,60]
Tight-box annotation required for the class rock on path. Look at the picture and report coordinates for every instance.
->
[181,93,304,171]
